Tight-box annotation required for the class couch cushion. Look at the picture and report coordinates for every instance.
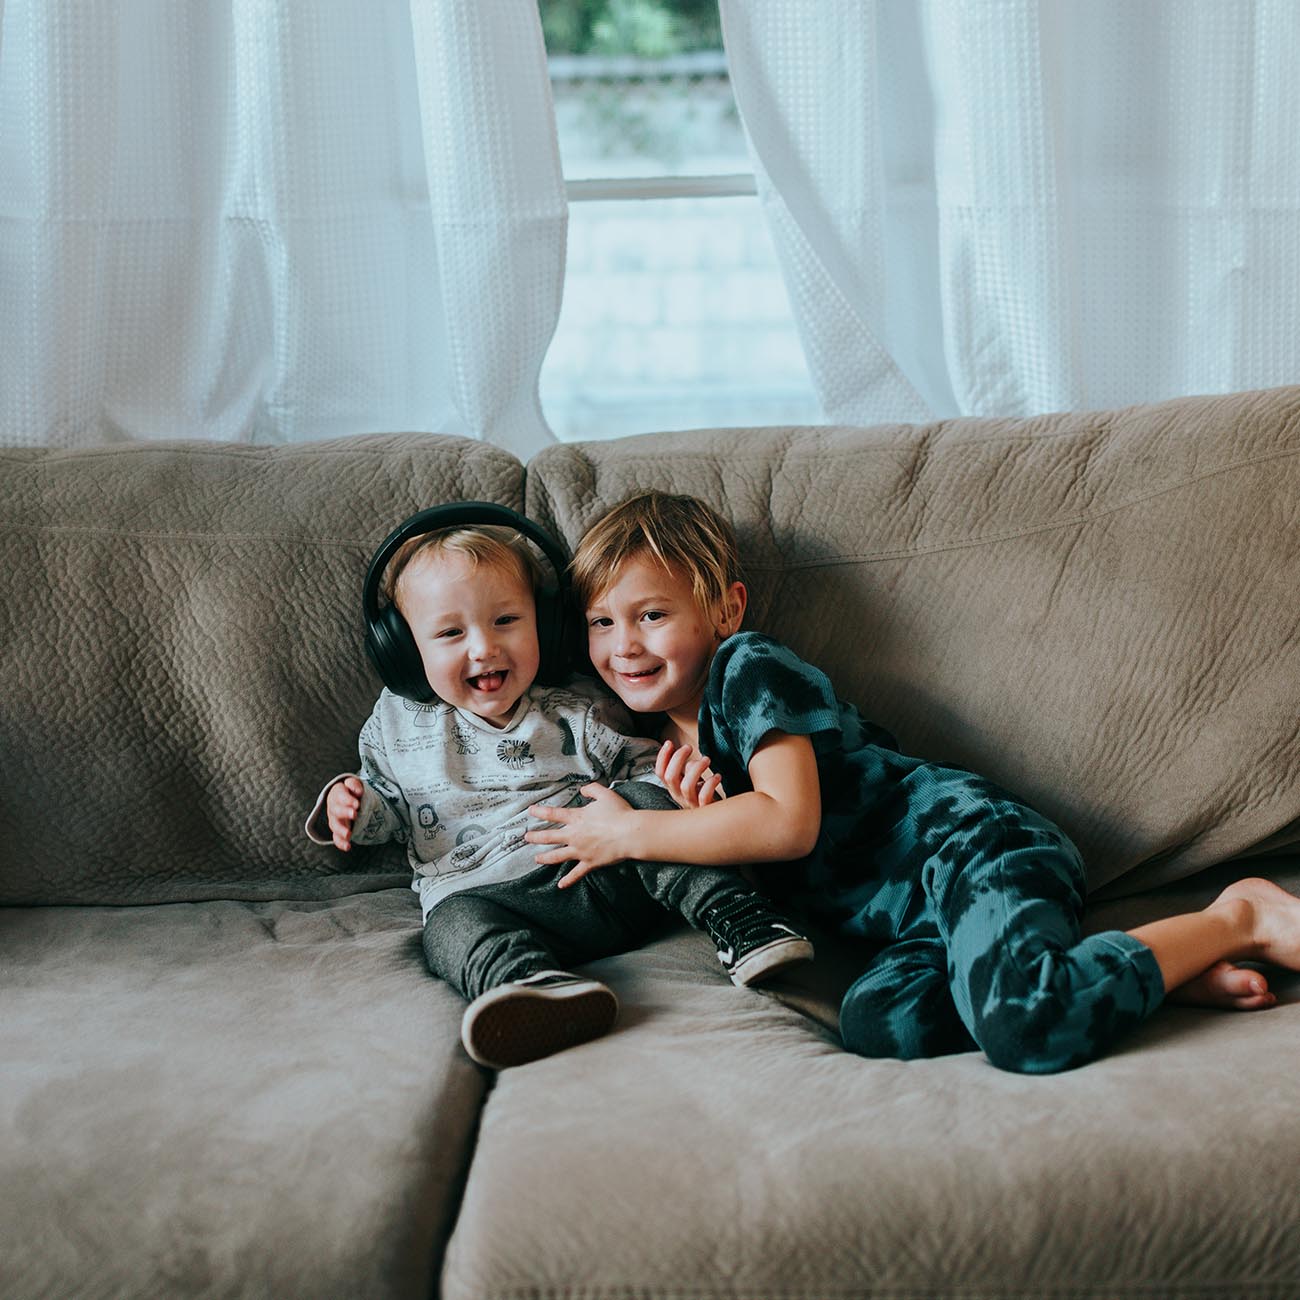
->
[527,386,1300,894]
[441,861,1300,1300]
[1,434,523,904]
[1,889,483,1299]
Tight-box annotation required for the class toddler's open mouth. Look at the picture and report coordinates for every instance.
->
[469,670,508,692]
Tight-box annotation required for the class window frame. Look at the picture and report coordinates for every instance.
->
[566,174,756,201]
[548,49,756,201]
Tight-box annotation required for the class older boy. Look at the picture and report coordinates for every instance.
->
[525,491,1300,1074]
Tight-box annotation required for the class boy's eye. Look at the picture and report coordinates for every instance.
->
[641,610,666,623]
[588,616,612,629]
[495,615,520,627]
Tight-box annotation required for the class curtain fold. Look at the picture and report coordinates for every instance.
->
[0,0,565,454]
[720,0,1300,425]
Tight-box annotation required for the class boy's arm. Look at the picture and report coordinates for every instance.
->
[526,730,820,886]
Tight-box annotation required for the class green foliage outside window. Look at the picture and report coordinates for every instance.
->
[541,0,723,58]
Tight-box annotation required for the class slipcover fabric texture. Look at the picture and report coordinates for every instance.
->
[3,891,484,1300]
[0,434,523,905]
[441,865,1300,1300]
[6,386,1300,1300]
[529,385,1300,895]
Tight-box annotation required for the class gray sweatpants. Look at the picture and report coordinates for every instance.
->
[421,782,753,1001]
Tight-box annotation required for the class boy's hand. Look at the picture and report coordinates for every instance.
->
[656,739,725,809]
[326,776,365,852]
[525,786,636,888]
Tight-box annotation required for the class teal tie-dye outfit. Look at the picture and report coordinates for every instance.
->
[698,633,1166,1073]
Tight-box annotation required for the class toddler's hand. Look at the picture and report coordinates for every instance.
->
[655,739,725,809]
[326,776,365,852]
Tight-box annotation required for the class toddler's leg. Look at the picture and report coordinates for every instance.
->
[839,937,975,1060]
[610,780,814,986]
[424,889,618,1070]
[423,890,560,1001]
[928,790,1164,1073]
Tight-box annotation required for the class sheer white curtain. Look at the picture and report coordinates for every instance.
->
[0,0,564,455]
[720,0,1300,425]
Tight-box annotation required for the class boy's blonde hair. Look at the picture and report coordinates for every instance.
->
[571,491,741,615]
[384,525,544,611]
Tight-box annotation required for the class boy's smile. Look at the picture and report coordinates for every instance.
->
[397,551,540,726]
[586,554,745,733]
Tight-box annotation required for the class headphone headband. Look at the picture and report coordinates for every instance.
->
[362,501,571,621]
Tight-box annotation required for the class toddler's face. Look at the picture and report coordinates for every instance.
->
[396,551,540,727]
[585,554,733,725]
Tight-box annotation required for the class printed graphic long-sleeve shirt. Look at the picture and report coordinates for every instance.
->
[307,678,660,918]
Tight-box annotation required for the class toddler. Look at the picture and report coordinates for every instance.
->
[307,511,812,1070]
[523,490,1300,1073]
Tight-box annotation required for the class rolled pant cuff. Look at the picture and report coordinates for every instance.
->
[1093,930,1167,1018]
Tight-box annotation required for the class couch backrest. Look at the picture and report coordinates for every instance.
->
[528,386,1300,895]
[9,390,1299,905]
[2,435,524,905]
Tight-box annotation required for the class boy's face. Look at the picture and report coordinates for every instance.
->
[585,553,742,726]
[396,550,540,727]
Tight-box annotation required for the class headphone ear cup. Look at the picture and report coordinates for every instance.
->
[365,602,436,703]
[535,581,590,685]
[552,589,592,684]
[558,588,590,679]
[533,587,566,686]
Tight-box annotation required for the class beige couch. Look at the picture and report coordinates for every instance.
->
[5,386,1300,1298]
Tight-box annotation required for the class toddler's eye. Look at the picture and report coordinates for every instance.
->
[588,616,612,629]
[436,627,462,639]
[641,610,666,623]
[496,615,521,626]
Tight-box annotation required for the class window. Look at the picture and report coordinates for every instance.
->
[538,0,823,440]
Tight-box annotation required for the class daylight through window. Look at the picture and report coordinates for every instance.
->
[537,0,823,440]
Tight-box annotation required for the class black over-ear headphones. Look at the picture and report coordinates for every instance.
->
[363,502,578,703]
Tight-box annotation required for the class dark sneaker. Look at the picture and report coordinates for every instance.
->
[700,895,814,987]
[460,971,618,1069]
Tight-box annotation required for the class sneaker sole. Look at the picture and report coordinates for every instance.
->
[728,937,815,988]
[461,982,619,1070]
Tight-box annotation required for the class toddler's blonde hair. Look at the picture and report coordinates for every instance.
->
[384,525,544,612]
[571,491,741,616]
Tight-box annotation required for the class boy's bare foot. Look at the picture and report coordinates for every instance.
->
[1168,959,1275,1010]
[1214,876,1300,971]
[1129,876,1300,1009]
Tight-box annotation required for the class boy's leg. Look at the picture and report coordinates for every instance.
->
[923,778,1165,1073]
[607,780,815,986]
[839,937,976,1060]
